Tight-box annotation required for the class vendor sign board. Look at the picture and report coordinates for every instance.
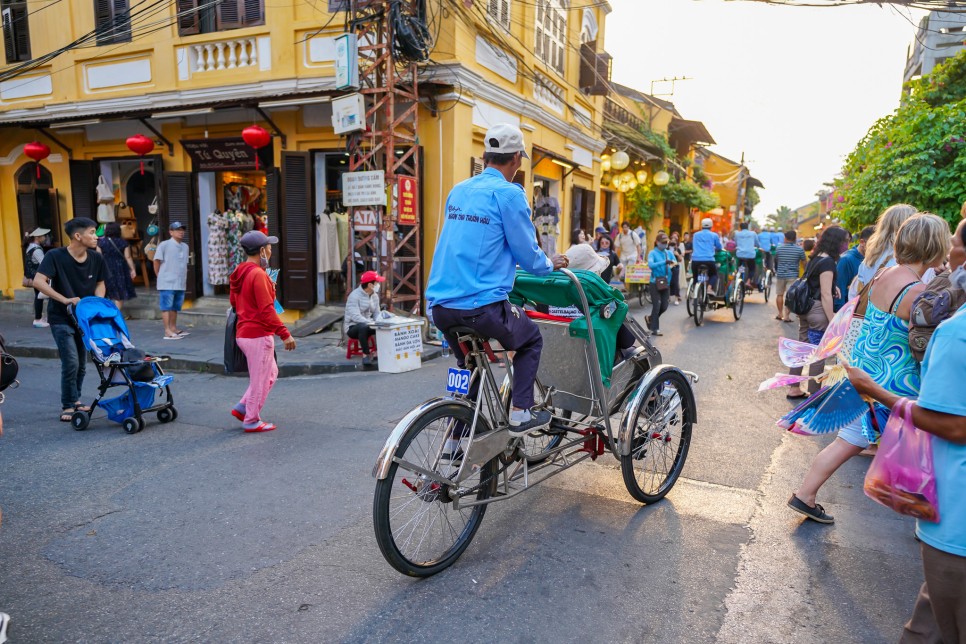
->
[343,170,386,206]
[625,263,651,284]
[397,175,418,225]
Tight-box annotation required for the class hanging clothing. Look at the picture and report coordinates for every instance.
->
[227,211,246,272]
[332,210,350,262]
[207,212,231,286]
[317,212,341,273]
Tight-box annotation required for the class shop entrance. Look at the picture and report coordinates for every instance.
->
[15,162,59,249]
[313,150,354,304]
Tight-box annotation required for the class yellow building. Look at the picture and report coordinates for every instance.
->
[0,0,611,314]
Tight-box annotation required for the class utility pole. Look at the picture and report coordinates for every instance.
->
[347,0,422,314]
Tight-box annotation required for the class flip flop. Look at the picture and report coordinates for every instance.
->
[74,404,91,413]
[786,392,809,400]
[60,408,74,422]
[244,422,277,433]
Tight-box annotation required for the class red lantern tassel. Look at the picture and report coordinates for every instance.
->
[36,162,41,179]
[140,160,145,175]
[254,154,259,170]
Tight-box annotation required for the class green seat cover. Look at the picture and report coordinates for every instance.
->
[508,269,627,385]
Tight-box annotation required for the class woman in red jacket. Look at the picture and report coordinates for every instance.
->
[229,231,296,433]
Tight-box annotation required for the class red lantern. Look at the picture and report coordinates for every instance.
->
[242,125,271,170]
[24,141,51,179]
[125,134,155,175]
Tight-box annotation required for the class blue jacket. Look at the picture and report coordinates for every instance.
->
[835,247,864,311]
[648,248,674,279]
[735,229,759,259]
[771,231,784,249]
[691,229,722,262]
[426,168,553,310]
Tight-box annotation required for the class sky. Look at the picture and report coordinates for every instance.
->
[605,0,926,222]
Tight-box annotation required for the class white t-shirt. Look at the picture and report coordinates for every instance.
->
[565,243,608,274]
[154,239,189,291]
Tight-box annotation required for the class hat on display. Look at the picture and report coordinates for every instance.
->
[240,230,279,254]
[360,270,386,285]
[483,123,530,159]
[169,221,185,230]
[701,218,713,229]
[28,227,51,237]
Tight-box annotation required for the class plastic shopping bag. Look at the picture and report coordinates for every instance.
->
[863,398,940,523]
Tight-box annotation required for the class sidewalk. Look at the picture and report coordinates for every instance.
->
[0,310,442,377]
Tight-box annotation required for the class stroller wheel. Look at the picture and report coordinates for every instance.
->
[122,417,144,434]
[157,407,178,423]
[70,411,90,431]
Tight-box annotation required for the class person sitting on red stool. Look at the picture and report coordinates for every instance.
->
[344,270,384,365]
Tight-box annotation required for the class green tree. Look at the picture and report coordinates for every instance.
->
[835,49,966,229]
[766,205,796,230]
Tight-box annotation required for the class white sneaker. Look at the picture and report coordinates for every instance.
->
[32,320,49,328]
[0,612,10,644]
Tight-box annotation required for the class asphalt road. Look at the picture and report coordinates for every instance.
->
[0,290,923,643]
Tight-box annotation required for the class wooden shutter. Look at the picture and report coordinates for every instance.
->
[241,0,262,26]
[46,188,61,246]
[164,172,200,299]
[264,167,280,270]
[579,41,610,95]
[95,0,131,45]
[2,5,29,63]
[470,157,484,177]
[16,190,37,243]
[280,151,316,309]
[176,0,199,35]
[215,0,242,30]
[68,160,96,220]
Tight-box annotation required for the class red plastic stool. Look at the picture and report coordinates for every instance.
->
[346,336,377,359]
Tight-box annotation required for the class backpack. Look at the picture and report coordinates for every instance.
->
[908,271,966,362]
[785,258,819,316]
[23,243,42,279]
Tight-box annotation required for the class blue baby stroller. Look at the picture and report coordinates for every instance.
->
[68,297,177,433]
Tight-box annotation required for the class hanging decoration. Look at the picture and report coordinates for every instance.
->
[653,170,670,186]
[600,154,611,173]
[241,125,271,170]
[610,150,630,171]
[635,169,648,184]
[23,141,51,179]
[125,134,155,175]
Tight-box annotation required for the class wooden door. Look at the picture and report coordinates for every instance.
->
[280,151,316,309]
[264,167,281,271]
[163,172,200,299]
[68,160,97,220]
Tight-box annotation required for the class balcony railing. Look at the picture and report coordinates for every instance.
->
[189,37,259,73]
[603,97,646,131]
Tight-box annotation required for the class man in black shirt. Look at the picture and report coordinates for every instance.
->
[33,218,107,422]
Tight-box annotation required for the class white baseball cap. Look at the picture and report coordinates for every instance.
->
[701,218,713,229]
[484,123,529,159]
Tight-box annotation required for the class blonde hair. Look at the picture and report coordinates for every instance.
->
[864,203,918,268]
[893,213,951,267]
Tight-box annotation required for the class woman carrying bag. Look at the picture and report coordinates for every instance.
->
[645,232,674,336]
[228,231,296,433]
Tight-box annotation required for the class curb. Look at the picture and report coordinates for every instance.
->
[7,345,444,378]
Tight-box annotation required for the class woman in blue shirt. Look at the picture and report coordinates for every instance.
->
[646,232,675,336]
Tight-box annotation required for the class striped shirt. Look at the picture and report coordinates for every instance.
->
[774,242,806,279]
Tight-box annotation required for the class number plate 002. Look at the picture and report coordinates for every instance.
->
[446,368,471,395]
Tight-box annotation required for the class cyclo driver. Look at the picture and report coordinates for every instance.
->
[426,123,570,437]
[690,217,723,292]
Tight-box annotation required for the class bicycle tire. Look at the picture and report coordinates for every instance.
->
[694,282,705,327]
[763,271,772,303]
[620,370,694,504]
[373,403,498,577]
[733,281,744,320]
[685,281,694,317]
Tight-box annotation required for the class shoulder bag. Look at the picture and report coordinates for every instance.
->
[223,308,249,375]
[0,332,19,397]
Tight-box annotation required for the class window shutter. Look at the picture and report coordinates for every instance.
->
[17,191,37,245]
[579,40,609,95]
[176,0,200,35]
[163,172,200,299]
[215,0,243,30]
[68,160,97,220]
[2,9,15,63]
[470,157,484,177]
[279,151,316,309]
[95,0,131,45]
[265,167,281,270]
[12,3,27,60]
[241,0,263,26]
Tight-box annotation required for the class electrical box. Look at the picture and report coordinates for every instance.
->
[332,92,365,134]
[334,33,359,90]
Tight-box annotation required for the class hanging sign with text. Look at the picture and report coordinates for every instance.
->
[181,138,273,172]
[397,175,418,225]
[343,170,386,206]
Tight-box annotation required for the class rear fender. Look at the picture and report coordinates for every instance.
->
[618,365,698,457]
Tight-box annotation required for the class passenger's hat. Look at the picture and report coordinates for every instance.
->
[483,123,529,159]
[169,221,185,230]
[28,227,50,237]
[360,270,386,285]
[240,230,279,254]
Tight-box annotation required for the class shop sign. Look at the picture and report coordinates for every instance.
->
[334,33,359,90]
[397,175,418,225]
[343,170,386,206]
[181,138,273,172]
[353,209,378,232]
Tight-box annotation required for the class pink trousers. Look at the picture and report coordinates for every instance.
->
[236,335,278,426]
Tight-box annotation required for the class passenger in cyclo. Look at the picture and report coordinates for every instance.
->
[734,221,760,291]
[690,218,723,292]
[426,124,570,437]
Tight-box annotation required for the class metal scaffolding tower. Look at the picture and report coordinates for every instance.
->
[347,0,422,314]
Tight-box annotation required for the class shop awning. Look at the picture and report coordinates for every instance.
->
[531,145,580,175]
[601,121,663,161]
[669,118,715,146]
[747,176,765,189]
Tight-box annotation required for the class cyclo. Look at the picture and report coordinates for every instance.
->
[372,269,698,577]
[686,248,746,325]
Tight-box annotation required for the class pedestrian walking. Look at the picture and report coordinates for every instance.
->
[153,222,190,340]
[31,218,107,422]
[532,185,560,256]
[96,222,137,311]
[344,270,384,365]
[228,231,296,433]
[774,230,807,322]
[615,222,641,268]
[23,228,50,328]
[835,225,874,311]
[849,203,917,299]
[788,214,950,524]
[645,232,673,336]
[595,235,621,283]
[668,232,683,304]
[682,231,693,276]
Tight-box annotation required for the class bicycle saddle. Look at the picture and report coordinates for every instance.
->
[445,326,490,341]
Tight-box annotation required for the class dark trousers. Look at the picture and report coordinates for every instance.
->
[901,542,966,644]
[738,258,757,283]
[50,323,86,409]
[33,288,44,320]
[346,323,374,354]
[647,283,670,332]
[670,265,681,298]
[433,301,542,410]
[691,260,718,291]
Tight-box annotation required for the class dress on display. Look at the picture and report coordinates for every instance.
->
[317,212,342,273]
[227,211,246,271]
[207,212,231,286]
[534,196,560,257]
[98,237,137,301]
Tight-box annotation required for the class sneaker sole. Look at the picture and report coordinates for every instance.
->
[787,501,834,524]
[507,420,552,438]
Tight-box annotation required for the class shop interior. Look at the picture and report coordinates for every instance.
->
[98,158,159,287]
[313,151,353,304]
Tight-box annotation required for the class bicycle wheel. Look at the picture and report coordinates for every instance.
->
[763,271,772,303]
[620,370,694,504]
[733,281,745,320]
[685,281,695,317]
[694,282,705,327]
[373,403,498,577]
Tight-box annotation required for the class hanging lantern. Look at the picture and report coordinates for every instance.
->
[601,172,612,186]
[610,175,621,190]
[125,134,155,175]
[628,178,638,190]
[636,169,648,184]
[653,170,670,186]
[242,125,271,170]
[601,154,611,173]
[23,141,51,179]
[619,171,635,184]
[610,150,630,171]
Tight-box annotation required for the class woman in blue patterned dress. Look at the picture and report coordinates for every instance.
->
[96,222,138,311]
[789,214,952,524]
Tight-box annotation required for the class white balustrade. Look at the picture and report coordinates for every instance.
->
[190,38,258,74]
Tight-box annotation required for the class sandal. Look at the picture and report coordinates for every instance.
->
[60,408,74,422]
[244,421,277,433]
[786,392,809,400]
[74,403,91,412]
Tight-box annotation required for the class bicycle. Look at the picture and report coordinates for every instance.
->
[686,260,745,325]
